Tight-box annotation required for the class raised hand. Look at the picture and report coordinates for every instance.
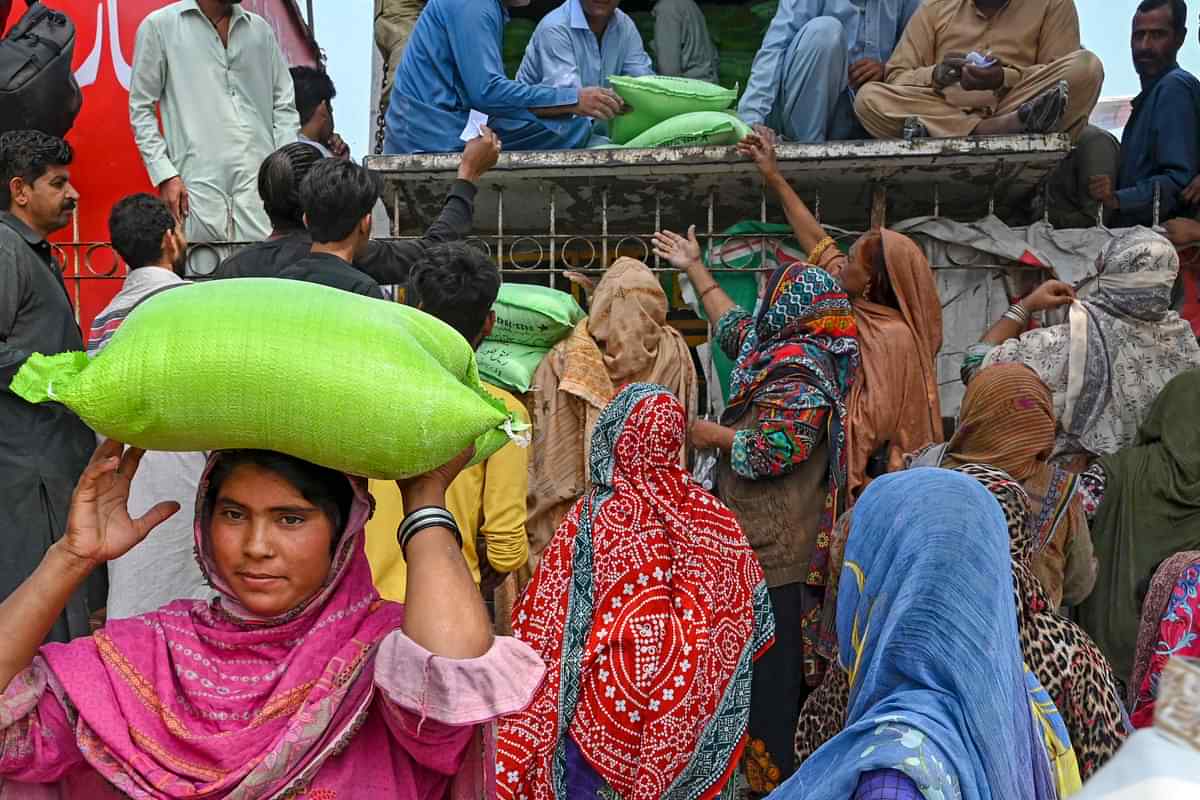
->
[652,225,703,272]
[60,439,180,570]
[1021,280,1076,313]
[736,124,780,179]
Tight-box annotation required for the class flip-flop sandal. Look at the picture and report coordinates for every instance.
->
[1019,80,1069,134]
[903,116,930,141]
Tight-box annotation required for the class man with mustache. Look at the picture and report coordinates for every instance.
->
[129,0,300,247]
[1091,0,1200,228]
[0,130,96,643]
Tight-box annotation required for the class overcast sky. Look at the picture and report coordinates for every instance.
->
[314,0,1200,159]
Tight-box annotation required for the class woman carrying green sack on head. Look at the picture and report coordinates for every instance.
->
[0,439,545,797]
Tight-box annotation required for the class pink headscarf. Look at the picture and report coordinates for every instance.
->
[38,452,406,798]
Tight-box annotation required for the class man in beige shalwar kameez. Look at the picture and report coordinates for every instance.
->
[854,0,1104,140]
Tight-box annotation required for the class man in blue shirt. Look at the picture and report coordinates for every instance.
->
[384,0,623,154]
[737,0,923,143]
[1090,0,1200,227]
[517,0,653,91]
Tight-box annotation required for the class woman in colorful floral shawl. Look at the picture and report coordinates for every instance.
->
[963,227,1200,460]
[775,469,1057,800]
[656,227,860,794]
[1129,552,1200,729]
[496,384,774,800]
[0,441,543,798]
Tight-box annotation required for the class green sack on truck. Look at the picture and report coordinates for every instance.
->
[491,284,585,348]
[476,340,549,395]
[624,111,752,149]
[9,279,518,479]
[608,74,737,144]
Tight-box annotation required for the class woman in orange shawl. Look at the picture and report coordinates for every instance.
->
[738,126,943,500]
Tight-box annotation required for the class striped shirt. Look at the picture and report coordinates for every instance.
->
[87,268,187,356]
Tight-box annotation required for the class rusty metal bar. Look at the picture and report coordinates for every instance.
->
[548,186,557,285]
[496,187,505,270]
[870,184,887,230]
[653,193,661,269]
[601,187,609,268]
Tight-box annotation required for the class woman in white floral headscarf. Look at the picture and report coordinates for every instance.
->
[962,227,1200,460]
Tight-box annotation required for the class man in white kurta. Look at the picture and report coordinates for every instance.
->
[129,0,300,244]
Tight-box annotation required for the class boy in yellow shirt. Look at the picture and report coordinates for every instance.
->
[366,243,530,603]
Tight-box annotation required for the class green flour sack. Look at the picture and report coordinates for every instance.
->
[623,111,752,149]
[491,284,585,348]
[608,75,737,144]
[9,279,519,479]
[476,340,549,395]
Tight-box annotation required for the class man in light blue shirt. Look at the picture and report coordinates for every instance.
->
[385,0,623,154]
[738,0,922,143]
[517,0,653,91]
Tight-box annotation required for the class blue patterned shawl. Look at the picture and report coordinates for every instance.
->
[772,469,1057,800]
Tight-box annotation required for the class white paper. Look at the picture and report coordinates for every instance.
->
[460,110,489,142]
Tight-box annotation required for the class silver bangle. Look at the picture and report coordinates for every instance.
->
[1002,303,1029,326]
[398,507,461,552]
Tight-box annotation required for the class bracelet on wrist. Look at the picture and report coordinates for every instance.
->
[398,506,463,553]
[1001,302,1030,326]
[808,236,837,265]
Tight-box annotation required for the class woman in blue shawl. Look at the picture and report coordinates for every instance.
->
[773,469,1057,800]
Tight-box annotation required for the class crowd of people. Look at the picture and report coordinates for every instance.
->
[2,0,1200,797]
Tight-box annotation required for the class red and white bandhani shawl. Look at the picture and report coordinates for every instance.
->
[497,384,774,800]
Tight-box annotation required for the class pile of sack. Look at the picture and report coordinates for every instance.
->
[607,75,748,148]
[11,279,521,479]
[476,284,585,395]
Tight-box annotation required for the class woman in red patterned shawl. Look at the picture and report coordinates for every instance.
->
[1130,552,1200,729]
[0,441,544,798]
[497,384,774,800]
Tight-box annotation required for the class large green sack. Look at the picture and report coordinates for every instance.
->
[623,111,751,149]
[608,75,736,144]
[9,279,518,479]
[491,284,585,347]
[476,340,549,395]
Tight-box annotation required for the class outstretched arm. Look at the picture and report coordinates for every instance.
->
[738,126,830,259]
[0,441,179,692]
[653,225,736,323]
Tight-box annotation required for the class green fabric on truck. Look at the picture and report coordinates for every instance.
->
[10,279,516,479]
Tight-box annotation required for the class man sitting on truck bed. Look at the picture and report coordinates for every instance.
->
[516,0,653,92]
[853,0,1104,141]
[738,0,923,144]
[215,130,500,288]
[384,0,623,153]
